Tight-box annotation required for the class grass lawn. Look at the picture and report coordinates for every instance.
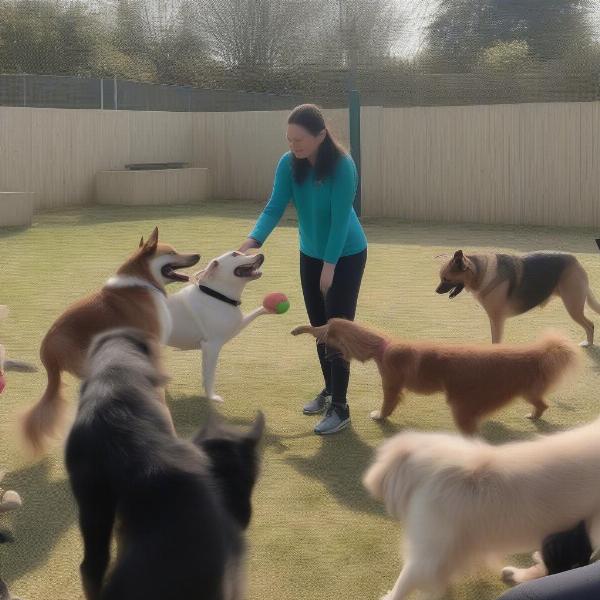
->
[1,200,600,600]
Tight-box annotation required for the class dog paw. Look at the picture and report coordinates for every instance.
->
[208,394,224,403]
[370,410,384,421]
[532,551,543,565]
[0,490,22,513]
[579,340,592,347]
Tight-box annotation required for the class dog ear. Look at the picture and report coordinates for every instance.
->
[195,259,219,282]
[245,411,265,445]
[453,250,467,271]
[141,227,159,254]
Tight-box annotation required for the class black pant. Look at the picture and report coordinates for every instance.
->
[299,249,367,407]
[497,562,600,600]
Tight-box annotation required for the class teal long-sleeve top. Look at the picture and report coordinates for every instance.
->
[249,152,367,264]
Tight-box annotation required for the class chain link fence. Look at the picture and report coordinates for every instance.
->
[0,74,340,111]
[2,70,600,113]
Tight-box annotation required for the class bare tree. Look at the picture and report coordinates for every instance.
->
[196,0,322,70]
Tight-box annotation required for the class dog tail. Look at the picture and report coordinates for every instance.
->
[364,431,493,520]
[21,344,67,455]
[363,432,423,517]
[586,288,600,315]
[364,431,464,517]
[537,332,581,388]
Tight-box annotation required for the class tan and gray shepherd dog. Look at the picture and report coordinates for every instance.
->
[436,250,600,346]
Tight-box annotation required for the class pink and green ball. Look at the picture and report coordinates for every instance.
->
[263,292,290,314]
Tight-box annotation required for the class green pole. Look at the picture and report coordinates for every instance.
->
[349,88,361,217]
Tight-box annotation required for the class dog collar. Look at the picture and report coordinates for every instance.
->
[198,284,241,307]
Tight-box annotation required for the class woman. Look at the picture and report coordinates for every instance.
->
[239,104,367,435]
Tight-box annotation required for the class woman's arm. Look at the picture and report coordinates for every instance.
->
[323,155,358,265]
[245,154,293,249]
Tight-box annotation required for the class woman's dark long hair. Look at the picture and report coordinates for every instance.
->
[288,104,347,184]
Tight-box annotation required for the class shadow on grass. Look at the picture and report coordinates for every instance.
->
[166,393,314,452]
[583,345,600,374]
[30,201,600,258]
[364,219,600,254]
[36,201,297,228]
[168,394,386,516]
[480,419,565,445]
[285,425,383,516]
[2,460,77,584]
[0,225,32,240]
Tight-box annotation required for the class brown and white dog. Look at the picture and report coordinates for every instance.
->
[292,318,580,434]
[22,227,200,453]
[436,250,600,346]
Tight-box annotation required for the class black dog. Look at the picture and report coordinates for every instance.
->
[66,327,264,600]
[0,532,19,600]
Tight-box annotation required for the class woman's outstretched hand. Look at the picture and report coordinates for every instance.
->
[320,262,335,296]
[238,238,261,254]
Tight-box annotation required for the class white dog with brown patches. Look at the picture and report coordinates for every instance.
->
[167,251,270,402]
[363,420,600,600]
[21,227,200,453]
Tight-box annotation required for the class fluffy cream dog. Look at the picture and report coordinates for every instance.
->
[363,421,600,599]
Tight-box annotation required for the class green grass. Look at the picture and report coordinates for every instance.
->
[1,201,600,600]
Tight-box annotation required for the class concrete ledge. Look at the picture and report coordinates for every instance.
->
[0,192,34,227]
[95,167,211,205]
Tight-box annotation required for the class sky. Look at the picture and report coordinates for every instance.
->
[393,0,600,58]
[91,0,600,60]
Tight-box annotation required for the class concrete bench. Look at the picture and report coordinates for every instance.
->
[0,192,34,228]
[95,167,210,206]
[125,162,188,171]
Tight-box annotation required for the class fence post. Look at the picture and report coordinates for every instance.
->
[349,88,361,217]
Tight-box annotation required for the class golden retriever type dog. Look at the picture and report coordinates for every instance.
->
[363,420,600,599]
[292,319,579,434]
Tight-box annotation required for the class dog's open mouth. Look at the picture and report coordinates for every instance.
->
[161,264,190,282]
[162,254,201,283]
[234,254,265,280]
[436,282,464,298]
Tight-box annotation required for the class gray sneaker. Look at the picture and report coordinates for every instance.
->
[303,391,331,415]
[314,405,350,435]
